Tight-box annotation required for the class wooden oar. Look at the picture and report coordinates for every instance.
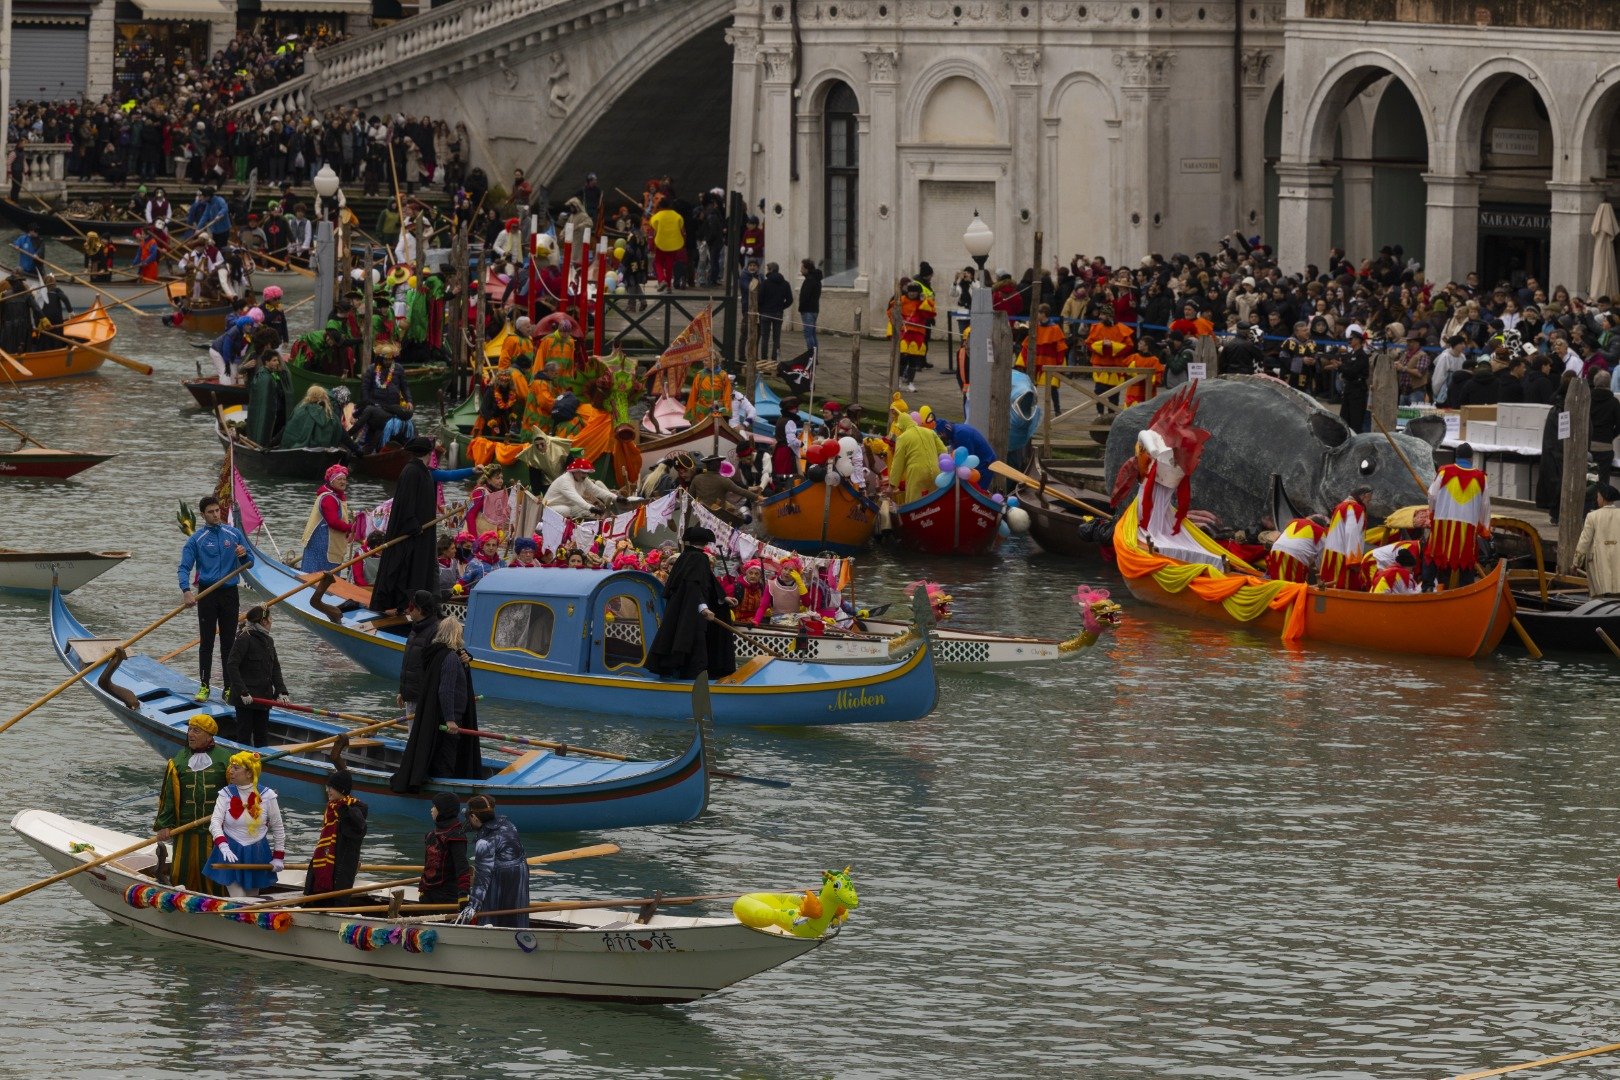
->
[33,327,155,376]
[221,842,620,914]
[0,714,402,907]
[0,349,35,379]
[227,863,555,875]
[0,417,48,446]
[1451,1039,1620,1079]
[987,460,1112,517]
[1597,627,1620,661]
[8,247,149,318]
[447,725,791,788]
[253,248,315,278]
[705,612,792,658]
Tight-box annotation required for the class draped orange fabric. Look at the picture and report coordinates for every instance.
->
[467,438,528,467]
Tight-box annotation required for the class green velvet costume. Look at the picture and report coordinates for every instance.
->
[154,741,233,895]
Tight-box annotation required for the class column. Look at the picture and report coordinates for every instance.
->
[1113,49,1174,262]
[1548,181,1606,297]
[723,23,762,210]
[1274,162,1337,272]
[1421,172,1481,286]
[756,44,795,269]
[1339,164,1374,263]
[1003,47,1041,263]
[861,46,899,308]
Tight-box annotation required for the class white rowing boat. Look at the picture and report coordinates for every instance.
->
[11,809,831,1003]
[0,548,128,596]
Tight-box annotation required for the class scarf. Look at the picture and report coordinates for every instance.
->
[309,795,358,870]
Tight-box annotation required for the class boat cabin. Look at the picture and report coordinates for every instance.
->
[463,568,666,677]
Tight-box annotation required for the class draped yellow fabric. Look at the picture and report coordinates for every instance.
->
[1113,500,1308,643]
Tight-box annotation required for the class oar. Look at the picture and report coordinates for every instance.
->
[987,460,1112,517]
[1597,627,1620,661]
[343,889,765,919]
[228,863,555,875]
[705,612,792,658]
[0,417,48,446]
[1451,1039,1620,1079]
[33,327,155,376]
[0,349,34,379]
[253,248,316,278]
[8,247,149,318]
[221,842,620,914]
[445,725,791,789]
[0,714,402,907]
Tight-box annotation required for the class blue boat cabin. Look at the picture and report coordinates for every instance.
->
[463,568,667,677]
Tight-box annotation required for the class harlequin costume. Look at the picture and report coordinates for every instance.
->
[1267,517,1326,583]
[897,291,935,361]
[302,772,368,904]
[1085,320,1136,392]
[1427,461,1491,572]
[203,751,287,896]
[154,714,233,895]
[1318,495,1370,590]
[686,364,732,423]
[1370,561,1419,594]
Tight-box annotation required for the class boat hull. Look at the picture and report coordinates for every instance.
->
[760,477,878,556]
[183,376,250,410]
[0,550,127,595]
[12,809,821,1003]
[287,358,451,412]
[0,449,114,478]
[730,618,1094,672]
[1112,501,1515,658]
[6,302,116,382]
[50,589,709,831]
[894,476,1003,556]
[638,414,746,480]
[241,537,938,727]
[1505,591,1620,653]
[164,282,230,334]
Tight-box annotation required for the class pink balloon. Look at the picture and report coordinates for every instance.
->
[956,465,972,479]
[910,411,922,424]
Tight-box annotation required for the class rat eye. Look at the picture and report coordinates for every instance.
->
[1359,458,1376,476]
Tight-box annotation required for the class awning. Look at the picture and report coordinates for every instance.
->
[16,13,89,24]
[126,0,232,21]
[258,0,371,11]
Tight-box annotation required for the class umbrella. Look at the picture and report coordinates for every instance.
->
[1590,202,1619,302]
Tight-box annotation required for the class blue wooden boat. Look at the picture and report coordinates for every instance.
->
[750,378,828,439]
[50,588,709,832]
[241,536,938,727]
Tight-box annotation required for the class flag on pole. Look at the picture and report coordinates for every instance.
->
[646,305,713,396]
[232,467,263,535]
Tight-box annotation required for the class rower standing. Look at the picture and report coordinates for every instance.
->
[178,494,252,703]
[154,714,233,895]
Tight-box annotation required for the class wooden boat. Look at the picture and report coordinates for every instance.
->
[1013,476,1114,559]
[216,418,407,483]
[638,414,746,479]
[2,301,116,381]
[1110,498,1516,658]
[1491,516,1620,653]
[0,548,127,595]
[182,374,250,410]
[0,446,114,478]
[640,394,689,436]
[749,378,826,440]
[286,354,452,413]
[243,536,940,727]
[164,281,231,334]
[51,588,710,831]
[13,808,829,1003]
[0,197,146,238]
[894,474,1004,556]
[760,476,879,556]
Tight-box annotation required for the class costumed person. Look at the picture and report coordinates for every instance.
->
[244,348,291,448]
[601,347,641,436]
[1575,483,1620,597]
[770,396,805,488]
[281,386,343,451]
[888,409,949,504]
[209,308,260,387]
[1266,516,1327,583]
[454,532,503,593]
[467,466,512,537]
[474,366,524,439]
[82,231,115,282]
[1109,385,1208,552]
[457,795,529,928]
[1085,306,1136,411]
[132,227,162,282]
[391,617,481,793]
[420,792,470,908]
[302,770,368,905]
[202,751,287,898]
[543,457,617,520]
[727,559,767,625]
[260,285,289,346]
[645,525,737,679]
[298,464,355,572]
[519,361,558,434]
[933,418,997,474]
[686,352,733,423]
[350,350,415,452]
[154,714,233,895]
[510,536,542,567]
[368,436,439,615]
[690,456,758,522]
[1425,441,1491,589]
[1318,486,1374,591]
[1370,547,1421,594]
[225,605,288,748]
[398,590,442,720]
[896,281,935,391]
[1024,303,1069,410]
[757,557,811,624]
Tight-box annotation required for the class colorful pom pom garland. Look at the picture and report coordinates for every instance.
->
[338,921,436,953]
[121,884,292,931]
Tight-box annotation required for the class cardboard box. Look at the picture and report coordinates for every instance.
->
[1459,405,1498,426]
[1498,460,1534,501]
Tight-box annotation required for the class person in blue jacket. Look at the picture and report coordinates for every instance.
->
[933,418,997,474]
[13,227,43,277]
[178,494,253,702]
[189,186,231,245]
[210,308,263,386]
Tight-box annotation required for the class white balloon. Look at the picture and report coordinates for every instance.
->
[838,435,860,453]
[824,468,841,485]
[835,457,854,477]
[1005,506,1031,534]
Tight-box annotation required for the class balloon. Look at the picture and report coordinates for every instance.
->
[718,461,737,478]
[956,465,972,479]
[992,493,1006,504]
[953,446,969,465]
[935,472,952,489]
[1006,507,1031,534]
[604,272,618,290]
[615,285,627,294]
[998,521,1012,538]
[938,453,954,471]
[835,457,854,477]
[964,455,980,470]
[613,245,626,261]
[824,468,841,485]
[910,411,922,424]
[1006,496,1020,509]
[839,436,860,453]
[968,469,980,485]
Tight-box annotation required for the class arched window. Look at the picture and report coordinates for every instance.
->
[824,81,859,277]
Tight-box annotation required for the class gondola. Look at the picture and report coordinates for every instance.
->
[1494,516,1620,653]
[893,474,1004,556]
[0,548,127,595]
[760,475,879,555]
[216,418,407,483]
[0,197,146,238]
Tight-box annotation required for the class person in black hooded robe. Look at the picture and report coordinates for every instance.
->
[369,436,439,615]
[645,526,736,679]
[390,617,481,793]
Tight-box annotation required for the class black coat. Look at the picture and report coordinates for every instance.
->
[302,798,368,898]
[1591,387,1620,445]
[226,625,287,701]
[369,456,438,614]
[757,272,793,316]
[1454,368,1500,406]
[1522,369,1557,405]
[646,547,736,679]
[390,641,481,793]
[1219,339,1264,376]
[399,614,441,704]
[1495,370,1525,403]
[798,268,822,315]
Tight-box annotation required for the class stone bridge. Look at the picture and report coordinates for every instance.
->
[252,0,736,198]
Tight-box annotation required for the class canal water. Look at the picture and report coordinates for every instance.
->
[0,257,1618,1078]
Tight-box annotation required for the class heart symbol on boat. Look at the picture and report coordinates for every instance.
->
[638,938,653,950]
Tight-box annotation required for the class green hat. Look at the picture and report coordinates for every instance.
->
[138,185,148,194]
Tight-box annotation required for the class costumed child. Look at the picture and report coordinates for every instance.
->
[302,771,368,906]
[727,559,766,625]
[436,534,462,596]
[757,557,811,625]
[455,532,503,593]
[420,792,470,908]
[203,751,287,898]
[611,539,641,570]
[509,536,542,568]
[351,529,385,588]
[467,465,512,538]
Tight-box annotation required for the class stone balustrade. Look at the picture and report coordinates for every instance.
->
[12,142,69,197]
[225,73,315,119]
[1304,0,1620,30]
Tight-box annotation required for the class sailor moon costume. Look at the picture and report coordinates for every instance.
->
[203,751,287,896]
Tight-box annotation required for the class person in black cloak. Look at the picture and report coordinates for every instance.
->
[369,436,439,615]
[645,525,737,679]
[390,617,481,794]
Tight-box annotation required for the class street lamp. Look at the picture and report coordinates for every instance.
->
[963,210,993,286]
[312,164,343,328]
[312,163,340,218]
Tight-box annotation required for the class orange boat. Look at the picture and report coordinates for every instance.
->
[164,281,231,335]
[8,302,115,381]
[760,475,879,555]
[1111,499,1515,659]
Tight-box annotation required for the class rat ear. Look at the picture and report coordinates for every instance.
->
[1309,411,1350,448]
[1404,415,1447,449]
